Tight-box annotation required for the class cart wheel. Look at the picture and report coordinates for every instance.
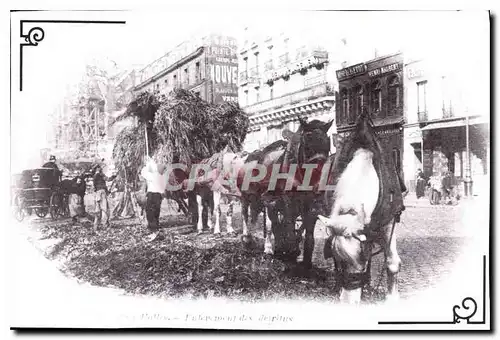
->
[35,207,49,218]
[50,192,60,220]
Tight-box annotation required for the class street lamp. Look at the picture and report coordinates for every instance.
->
[463,108,473,197]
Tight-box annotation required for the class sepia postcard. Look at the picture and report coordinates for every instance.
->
[5,8,491,332]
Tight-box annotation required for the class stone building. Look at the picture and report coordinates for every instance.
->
[134,34,238,104]
[403,58,489,196]
[335,53,405,176]
[238,32,336,152]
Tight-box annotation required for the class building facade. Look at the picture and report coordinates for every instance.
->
[238,33,336,152]
[403,59,489,196]
[335,53,405,177]
[134,34,238,104]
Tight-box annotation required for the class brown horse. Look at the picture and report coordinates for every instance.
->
[318,110,405,304]
[236,118,334,265]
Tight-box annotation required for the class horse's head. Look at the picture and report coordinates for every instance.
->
[283,118,334,166]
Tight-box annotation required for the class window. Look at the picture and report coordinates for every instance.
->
[184,68,189,86]
[341,89,349,124]
[392,148,401,173]
[371,80,382,114]
[195,62,201,82]
[447,152,455,174]
[270,87,274,99]
[254,52,259,73]
[355,85,364,117]
[266,46,273,71]
[417,80,427,113]
[244,90,249,106]
[244,57,248,73]
[388,76,400,114]
[173,74,178,87]
[255,87,260,103]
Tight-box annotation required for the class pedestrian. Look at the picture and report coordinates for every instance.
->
[140,158,167,233]
[68,173,87,224]
[415,168,426,199]
[92,164,117,230]
[441,171,454,204]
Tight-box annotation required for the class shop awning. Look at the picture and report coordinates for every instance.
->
[421,116,488,131]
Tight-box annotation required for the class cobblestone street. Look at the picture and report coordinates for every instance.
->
[313,195,481,300]
[155,194,477,300]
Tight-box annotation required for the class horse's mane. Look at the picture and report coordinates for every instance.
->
[245,140,288,163]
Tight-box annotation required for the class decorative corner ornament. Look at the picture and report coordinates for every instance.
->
[453,297,478,324]
[18,19,126,91]
[379,255,488,327]
[23,26,45,46]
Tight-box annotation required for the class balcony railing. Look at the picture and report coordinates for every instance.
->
[244,83,330,115]
[418,111,428,122]
[312,50,328,60]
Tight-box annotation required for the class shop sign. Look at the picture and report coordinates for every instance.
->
[368,62,401,77]
[336,63,367,81]
[407,67,425,79]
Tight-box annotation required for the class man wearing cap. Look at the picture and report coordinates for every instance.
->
[92,164,117,230]
[42,155,62,183]
[140,158,167,232]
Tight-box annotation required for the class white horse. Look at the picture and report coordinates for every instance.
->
[318,115,405,305]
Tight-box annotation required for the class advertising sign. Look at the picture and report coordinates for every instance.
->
[336,63,367,81]
[207,44,239,104]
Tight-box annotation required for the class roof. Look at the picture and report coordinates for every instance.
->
[421,116,489,131]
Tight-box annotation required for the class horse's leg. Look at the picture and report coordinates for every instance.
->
[242,199,259,244]
[302,211,316,270]
[241,197,249,238]
[266,200,292,259]
[263,206,274,255]
[206,191,214,231]
[225,197,235,235]
[196,194,203,234]
[188,191,198,226]
[213,191,221,234]
[383,219,401,302]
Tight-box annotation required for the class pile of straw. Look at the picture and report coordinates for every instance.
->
[112,88,249,178]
